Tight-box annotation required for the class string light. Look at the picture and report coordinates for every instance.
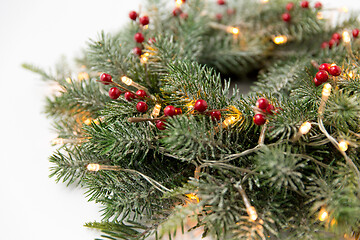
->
[322,83,332,97]
[247,206,258,222]
[342,31,351,43]
[340,6,348,13]
[261,0,269,3]
[227,27,240,35]
[175,0,183,7]
[141,53,150,63]
[121,76,133,85]
[87,163,100,171]
[186,100,196,111]
[317,12,324,20]
[338,140,348,152]
[78,72,89,81]
[185,193,200,203]
[66,77,72,83]
[222,116,237,128]
[273,35,288,45]
[151,104,161,118]
[318,208,329,221]
[51,138,85,145]
[84,118,92,125]
[348,71,354,78]
[51,138,64,145]
[299,122,312,135]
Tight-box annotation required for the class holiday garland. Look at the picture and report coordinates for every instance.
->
[24,0,360,239]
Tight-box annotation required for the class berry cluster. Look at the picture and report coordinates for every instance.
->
[172,0,188,19]
[253,98,276,126]
[321,28,359,49]
[313,63,342,86]
[214,0,235,22]
[282,1,322,22]
[129,10,154,57]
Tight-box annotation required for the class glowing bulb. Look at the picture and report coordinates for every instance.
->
[151,104,161,118]
[227,27,239,35]
[186,100,195,110]
[66,77,72,83]
[121,76,133,85]
[340,6,348,13]
[78,72,89,81]
[93,119,100,125]
[342,31,351,43]
[317,12,323,20]
[322,83,332,97]
[273,35,288,45]
[299,122,312,135]
[261,0,269,3]
[247,206,258,221]
[185,193,200,203]
[141,56,148,63]
[175,0,183,6]
[51,138,64,145]
[87,163,100,172]
[348,71,354,78]
[318,208,328,221]
[338,140,348,152]
[84,118,92,125]
[223,116,237,127]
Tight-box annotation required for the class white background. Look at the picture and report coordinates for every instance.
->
[0,1,358,240]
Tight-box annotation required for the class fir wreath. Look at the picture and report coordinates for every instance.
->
[24,0,360,239]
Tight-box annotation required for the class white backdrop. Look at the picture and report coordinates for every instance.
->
[0,1,358,240]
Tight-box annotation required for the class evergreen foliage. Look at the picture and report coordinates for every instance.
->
[24,0,360,239]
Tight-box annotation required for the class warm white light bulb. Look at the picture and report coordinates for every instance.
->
[51,138,64,145]
[175,0,183,6]
[299,122,311,135]
[121,76,133,85]
[342,31,351,43]
[318,208,328,221]
[338,140,348,152]
[87,164,100,172]
[247,206,258,221]
[322,83,332,97]
[273,35,288,45]
[151,104,161,118]
[223,116,237,127]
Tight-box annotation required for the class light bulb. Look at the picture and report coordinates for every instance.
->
[318,208,328,221]
[227,27,239,35]
[299,122,311,135]
[151,104,161,118]
[121,76,133,85]
[51,138,64,145]
[223,116,237,127]
[322,83,332,97]
[84,118,92,125]
[317,12,323,20]
[175,0,183,6]
[66,77,72,83]
[87,164,100,172]
[185,193,199,203]
[338,140,348,152]
[78,72,89,81]
[273,35,288,45]
[247,206,258,221]
[342,31,351,43]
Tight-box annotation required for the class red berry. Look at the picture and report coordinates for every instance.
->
[314,2,322,9]
[100,73,112,85]
[319,63,331,72]
[315,70,329,83]
[216,13,223,21]
[124,92,136,101]
[256,98,269,110]
[320,42,328,49]
[266,104,275,115]
[135,89,147,98]
[353,28,359,38]
[180,12,188,19]
[286,2,294,11]
[175,108,182,115]
[313,77,322,86]
[109,87,121,99]
[172,7,182,16]
[148,38,156,44]
[194,99,208,112]
[136,101,148,113]
[227,8,235,15]
[129,11,138,21]
[300,1,309,8]
[133,47,142,56]
[328,39,336,49]
[156,120,166,130]
[282,13,291,22]
[139,16,149,25]
[329,65,341,76]
[332,33,341,41]
[164,105,176,117]
[253,114,266,126]
[217,0,225,5]
[210,111,221,121]
[134,32,145,43]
